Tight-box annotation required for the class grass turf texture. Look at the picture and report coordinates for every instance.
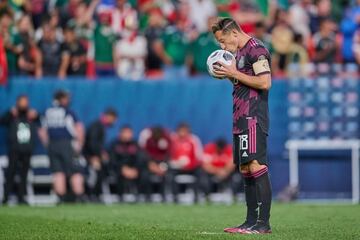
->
[0,203,359,239]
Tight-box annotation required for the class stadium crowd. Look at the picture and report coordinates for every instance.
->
[0,0,359,82]
[1,90,240,204]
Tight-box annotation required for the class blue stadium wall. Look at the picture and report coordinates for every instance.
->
[0,77,352,197]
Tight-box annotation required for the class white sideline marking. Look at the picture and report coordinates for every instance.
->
[198,231,224,235]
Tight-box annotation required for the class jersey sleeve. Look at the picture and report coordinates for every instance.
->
[68,110,79,123]
[249,44,271,76]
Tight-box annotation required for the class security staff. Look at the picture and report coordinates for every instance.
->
[39,90,85,203]
[0,95,39,204]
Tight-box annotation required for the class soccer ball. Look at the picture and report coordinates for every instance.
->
[206,50,235,79]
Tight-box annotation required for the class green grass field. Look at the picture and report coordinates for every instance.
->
[0,203,359,239]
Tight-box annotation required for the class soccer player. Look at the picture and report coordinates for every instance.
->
[211,18,272,234]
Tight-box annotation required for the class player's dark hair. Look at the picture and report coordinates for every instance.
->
[104,108,118,118]
[54,89,69,101]
[120,124,132,131]
[212,17,241,35]
[152,126,165,140]
[16,94,28,101]
[215,138,227,151]
[177,122,190,131]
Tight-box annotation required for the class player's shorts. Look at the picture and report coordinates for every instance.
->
[48,140,82,176]
[233,124,268,166]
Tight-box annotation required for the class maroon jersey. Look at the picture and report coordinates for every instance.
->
[232,38,271,134]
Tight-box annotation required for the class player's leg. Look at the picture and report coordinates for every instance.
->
[53,172,67,201]
[243,125,272,234]
[71,173,85,201]
[240,163,259,225]
[65,142,85,202]
[2,151,18,204]
[49,144,67,202]
[224,130,258,233]
[17,152,31,204]
[89,156,103,198]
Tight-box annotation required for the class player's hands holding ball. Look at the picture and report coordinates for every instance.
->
[207,50,237,80]
[213,60,237,79]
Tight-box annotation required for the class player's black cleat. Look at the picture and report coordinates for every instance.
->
[242,220,272,234]
[224,221,256,233]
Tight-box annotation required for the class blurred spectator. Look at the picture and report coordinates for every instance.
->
[187,16,219,75]
[39,90,85,203]
[351,0,360,23]
[139,126,171,201]
[67,0,98,42]
[137,0,176,30]
[201,138,235,201]
[230,0,263,34]
[16,14,42,78]
[340,15,357,63]
[114,15,147,80]
[287,33,309,76]
[288,0,311,41]
[57,0,79,27]
[0,10,11,82]
[0,0,356,79]
[37,23,63,76]
[311,18,338,63]
[270,9,294,76]
[58,26,87,78]
[111,0,138,37]
[309,0,332,34]
[30,0,48,29]
[169,123,203,203]
[252,21,272,51]
[161,16,191,79]
[340,0,360,63]
[7,0,32,20]
[35,10,64,43]
[110,125,145,202]
[215,0,236,18]
[187,0,217,33]
[0,33,6,85]
[352,29,360,64]
[0,95,39,205]
[144,8,166,78]
[332,0,350,23]
[139,127,171,163]
[1,10,20,76]
[83,108,117,201]
[94,11,116,77]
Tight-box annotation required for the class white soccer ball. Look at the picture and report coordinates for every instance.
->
[206,49,235,79]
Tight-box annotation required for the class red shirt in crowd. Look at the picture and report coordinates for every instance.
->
[170,133,202,171]
[203,143,233,169]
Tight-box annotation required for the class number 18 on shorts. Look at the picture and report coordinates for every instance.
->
[233,124,268,166]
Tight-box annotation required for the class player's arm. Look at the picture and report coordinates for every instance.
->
[213,60,272,90]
